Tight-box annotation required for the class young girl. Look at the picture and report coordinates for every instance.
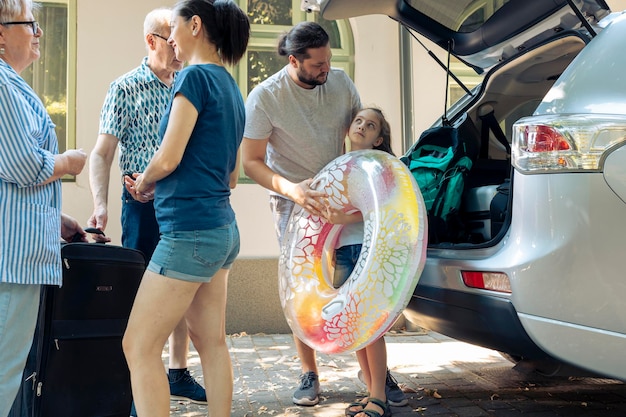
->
[324,107,400,417]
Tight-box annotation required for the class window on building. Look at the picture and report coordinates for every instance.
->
[22,0,75,158]
[237,0,354,96]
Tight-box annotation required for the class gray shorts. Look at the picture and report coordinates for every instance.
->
[269,195,296,247]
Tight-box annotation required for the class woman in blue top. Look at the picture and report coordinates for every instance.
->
[121,1,249,416]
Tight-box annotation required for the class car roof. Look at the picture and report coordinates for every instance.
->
[314,0,611,72]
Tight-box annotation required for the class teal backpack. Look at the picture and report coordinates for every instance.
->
[408,125,477,243]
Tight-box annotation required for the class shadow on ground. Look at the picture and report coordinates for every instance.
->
[167,331,626,417]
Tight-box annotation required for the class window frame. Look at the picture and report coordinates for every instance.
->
[28,0,76,179]
[237,1,355,97]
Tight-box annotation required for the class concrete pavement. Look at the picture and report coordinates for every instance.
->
[167,330,626,417]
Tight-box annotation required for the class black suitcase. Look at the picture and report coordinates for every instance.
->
[9,241,145,417]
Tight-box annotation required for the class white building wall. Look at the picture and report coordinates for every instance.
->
[62,0,626,258]
[63,2,414,259]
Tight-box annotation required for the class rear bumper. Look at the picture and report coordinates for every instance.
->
[404,284,552,360]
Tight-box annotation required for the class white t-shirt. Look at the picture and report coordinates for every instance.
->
[244,66,361,193]
[337,222,364,248]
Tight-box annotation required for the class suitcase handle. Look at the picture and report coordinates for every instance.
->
[71,227,106,243]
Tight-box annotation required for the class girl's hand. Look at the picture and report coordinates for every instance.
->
[322,204,363,225]
[323,205,349,224]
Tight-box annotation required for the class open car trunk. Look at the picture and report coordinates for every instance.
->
[405,32,589,247]
[311,0,609,247]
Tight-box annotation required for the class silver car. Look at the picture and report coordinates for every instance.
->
[312,0,626,380]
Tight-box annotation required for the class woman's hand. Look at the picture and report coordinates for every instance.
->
[61,213,86,242]
[124,173,155,203]
[62,149,88,176]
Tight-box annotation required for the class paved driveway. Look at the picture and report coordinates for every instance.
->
[168,330,626,416]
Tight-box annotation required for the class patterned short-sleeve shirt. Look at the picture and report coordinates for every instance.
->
[99,57,173,174]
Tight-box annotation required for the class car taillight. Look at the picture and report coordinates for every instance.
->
[525,125,570,152]
[512,114,626,172]
[461,271,511,293]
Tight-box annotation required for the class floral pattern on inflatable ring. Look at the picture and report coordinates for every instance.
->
[279,149,428,353]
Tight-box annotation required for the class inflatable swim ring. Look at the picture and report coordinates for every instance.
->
[279,149,427,353]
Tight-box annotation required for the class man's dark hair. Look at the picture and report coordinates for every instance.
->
[277,21,329,62]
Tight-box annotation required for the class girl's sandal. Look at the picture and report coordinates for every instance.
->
[345,398,368,417]
[354,398,391,417]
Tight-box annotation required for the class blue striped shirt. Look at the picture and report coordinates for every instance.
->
[0,59,62,285]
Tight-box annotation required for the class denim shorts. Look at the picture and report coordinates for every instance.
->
[332,244,362,288]
[147,220,240,283]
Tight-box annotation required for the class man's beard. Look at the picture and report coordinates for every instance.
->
[297,70,327,87]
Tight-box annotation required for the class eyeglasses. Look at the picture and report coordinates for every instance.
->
[151,33,169,42]
[0,21,39,35]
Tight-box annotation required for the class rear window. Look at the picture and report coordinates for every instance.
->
[404,0,510,32]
